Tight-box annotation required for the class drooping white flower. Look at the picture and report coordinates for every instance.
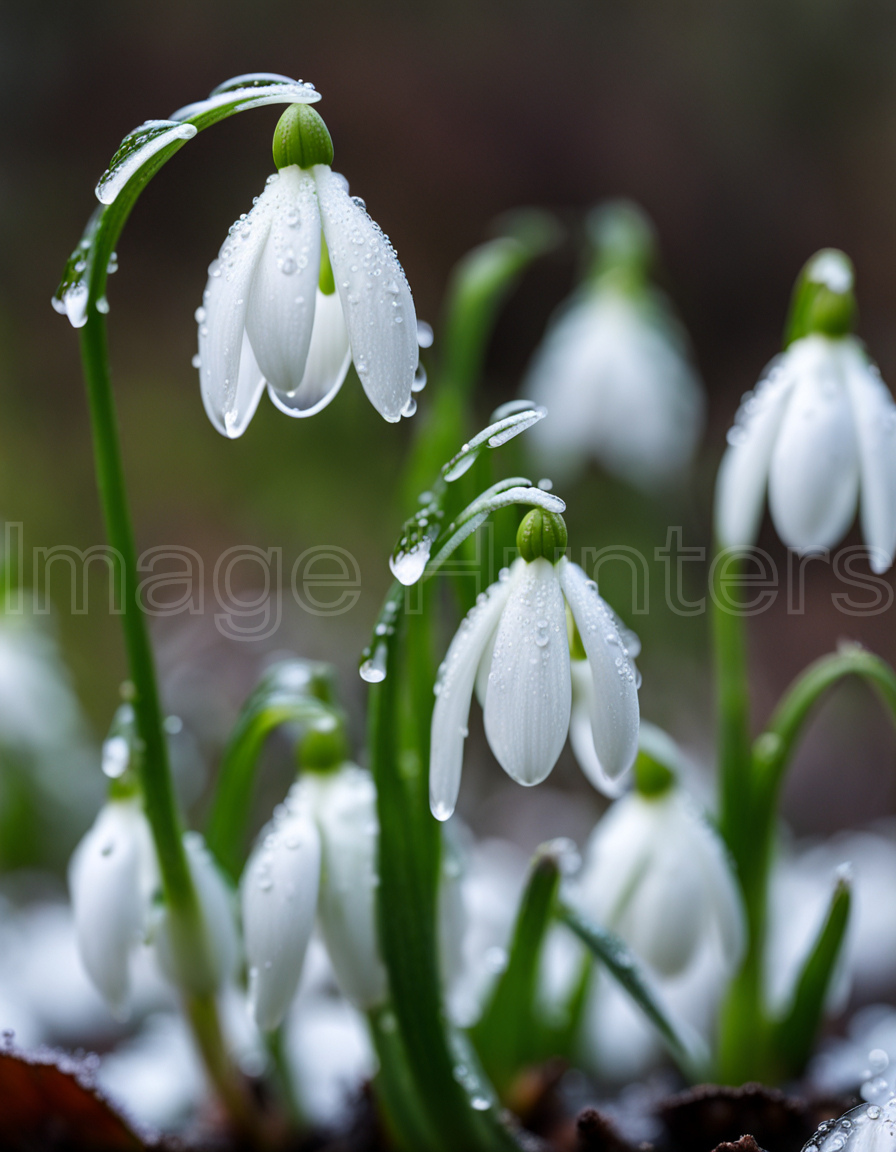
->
[430,510,640,820]
[299,766,387,1011]
[523,201,704,489]
[68,797,158,1016]
[240,787,321,1031]
[574,748,744,978]
[716,250,896,573]
[197,104,418,436]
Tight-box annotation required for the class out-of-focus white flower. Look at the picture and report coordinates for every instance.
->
[716,250,896,573]
[523,201,704,490]
[431,522,640,820]
[241,791,321,1032]
[154,831,239,997]
[300,766,386,1011]
[197,103,418,437]
[68,798,158,1016]
[574,746,744,978]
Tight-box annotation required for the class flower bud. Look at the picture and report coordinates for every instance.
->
[68,797,157,1017]
[516,508,568,562]
[304,766,388,1010]
[272,103,334,171]
[786,249,857,345]
[241,791,321,1031]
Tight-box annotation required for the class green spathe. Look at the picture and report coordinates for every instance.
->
[785,248,857,345]
[273,103,334,171]
[634,748,676,798]
[517,508,568,562]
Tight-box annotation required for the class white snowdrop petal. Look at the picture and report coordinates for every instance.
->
[242,801,321,1032]
[533,294,704,489]
[304,768,387,1010]
[620,837,705,976]
[315,165,418,421]
[576,794,662,925]
[198,183,274,437]
[715,356,795,547]
[844,343,896,573]
[267,289,352,417]
[245,167,321,395]
[483,558,571,786]
[559,559,639,782]
[430,568,516,820]
[68,799,155,1015]
[769,338,860,552]
[569,660,628,798]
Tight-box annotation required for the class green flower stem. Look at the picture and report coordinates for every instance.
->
[368,590,518,1152]
[79,298,249,1131]
[185,992,258,1138]
[368,1006,442,1152]
[711,550,769,1082]
[80,312,195,915]
[755,645,896,810]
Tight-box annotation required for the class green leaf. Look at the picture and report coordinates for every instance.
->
[754,644,896,810]
[557,902,707,1080]
[204,659,341,880]
[403,213,560,504]
[472,844,563,1091]
[54,74,321,329]
[771,869,851,1078]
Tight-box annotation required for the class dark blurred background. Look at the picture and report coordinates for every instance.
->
[1,0,895,855]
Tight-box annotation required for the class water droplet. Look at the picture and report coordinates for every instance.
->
[102,735,130,778]
[412,363,427,392]
[416,320,434,348]
[360,641,388,683]
[401,396,417,418]
[192,353,202,368]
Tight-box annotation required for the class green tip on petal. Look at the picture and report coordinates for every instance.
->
[299,714,349,773]
[273,103,334,171]
[586,199,656,293]
[517,508,568,563]
[634,748,676,798]
[785,248,857,345]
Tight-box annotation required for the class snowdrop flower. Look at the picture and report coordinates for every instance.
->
[430,508,640,821]
[575,730,744,978]
[241,786,321,1031]
[68,796,158,1016]
[197,103,418,436]
[241,758,387,1031]
[804,1093,896,1152]
[302,765,387,1011]
[716,249,896,573]
[523,201,704,489]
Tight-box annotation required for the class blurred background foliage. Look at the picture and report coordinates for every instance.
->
[0,0,894,865]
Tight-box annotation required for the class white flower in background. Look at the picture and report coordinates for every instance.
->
[716,249,896,573]
[70,794,237,1009]
[430,509,640,821]
[68,797,158,1016]
[302,766,387,1011]
[574,729,744,978]
[240,789,321,1031]
[197,103,418,436]
[523,201,704,490]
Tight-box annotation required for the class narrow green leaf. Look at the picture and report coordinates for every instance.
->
[205,660,341,880]
[472,846,562,1091]
[557,902,706,1079]
[771,870,852,1078]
